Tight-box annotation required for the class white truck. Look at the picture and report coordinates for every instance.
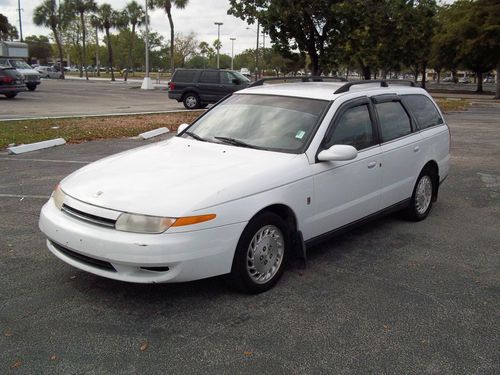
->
[0,41,41,91]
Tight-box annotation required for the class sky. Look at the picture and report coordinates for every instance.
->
[0,0,260,56]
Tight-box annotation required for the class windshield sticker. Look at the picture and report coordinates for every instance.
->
[295,130,306,139]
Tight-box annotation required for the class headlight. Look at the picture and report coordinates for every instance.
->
[115,213,176,234]
[115,213,216,234]
[52,184,65,210]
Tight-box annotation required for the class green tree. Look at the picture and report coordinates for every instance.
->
[24,35,53,64]
[93,3,125,81]
[0,13,18,40]
[149,0,189,74]
[229,0,341,75]
[122,1,145,80]
[66,0,97,79]
[33,0,66,78]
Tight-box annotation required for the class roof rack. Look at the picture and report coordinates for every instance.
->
[333,79,416,94]
[249,76,347,88]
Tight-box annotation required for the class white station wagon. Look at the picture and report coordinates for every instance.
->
[39,79,450,293]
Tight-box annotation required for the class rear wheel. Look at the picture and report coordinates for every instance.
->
[405,167,437,221]
[4,93,17,98]
[183,93,200,109]
[230,212,289,294]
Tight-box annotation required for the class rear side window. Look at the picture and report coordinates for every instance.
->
[376,101,412,142]
[327,105,375,151]
[199,71,219,83]
[172,70,196,83]
[403,94,443,130]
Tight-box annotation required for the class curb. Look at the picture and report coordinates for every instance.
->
[139,128,170,140]
[7,138,66,155]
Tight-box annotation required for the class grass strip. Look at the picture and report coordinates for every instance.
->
[0,112,202,150]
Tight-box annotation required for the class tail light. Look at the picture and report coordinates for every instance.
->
[0,76,14,84]
[168,82,175,90]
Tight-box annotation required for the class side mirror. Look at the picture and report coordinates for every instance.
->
[177,123,189,135]
[318,144,358,162]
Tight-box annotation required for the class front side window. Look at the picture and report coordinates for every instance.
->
[182,94,329,153]
[220,71,237,84]
[326,105,375,151]
[376,101,412,142]
[403,94,443,130]
[199,71,219,83]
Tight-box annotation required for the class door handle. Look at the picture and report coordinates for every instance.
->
[367,161,377,169]
[414,146,420,152]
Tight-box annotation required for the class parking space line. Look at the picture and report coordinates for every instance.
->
[0,193,50,199]
[0,158,89,164]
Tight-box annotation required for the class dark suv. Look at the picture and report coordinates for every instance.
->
[168,69,250,109]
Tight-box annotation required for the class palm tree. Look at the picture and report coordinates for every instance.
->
[94,4,125,82]
[149,0,189,75]
[66,0,97,80]
[123,1,145,81]
[33,0,66,79]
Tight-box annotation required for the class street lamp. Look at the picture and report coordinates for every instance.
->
[141,0,153,89]
[214,22,223,69]
[230,37,236,71]
[246,25,260,80]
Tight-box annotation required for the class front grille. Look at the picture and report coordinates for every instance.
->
[24,75,38,82]
[50,241,116,272]
[62,204,116,228]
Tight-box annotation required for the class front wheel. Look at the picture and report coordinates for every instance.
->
[27,84,37,91]
[405,168,437,221]
[230,212,289,294]
[183,93,200,109]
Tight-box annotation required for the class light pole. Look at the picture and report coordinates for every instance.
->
[214,22,223,69]
[141,0,153,89]
[230,37,236,71]
[246,25,260,80]
[17,0,23,42]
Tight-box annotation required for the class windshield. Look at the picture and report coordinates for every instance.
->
[182,94,329,153]
[233,71,251,83]
[9,60,33,69]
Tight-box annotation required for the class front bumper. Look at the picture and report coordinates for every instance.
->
[39,199,245,283]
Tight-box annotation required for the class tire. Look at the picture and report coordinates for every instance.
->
[4,93,17,98]
[182,93,200,109]
[229,212,290,294]
[405,167,437,221]
[27,84,37,91]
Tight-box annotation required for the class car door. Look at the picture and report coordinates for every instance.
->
[308,97,383,239]
[372,95,422,208]
[220,71,247,96]
[197,70,221,102]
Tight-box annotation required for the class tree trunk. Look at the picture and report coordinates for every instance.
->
[360,64,371,80]
[495,61,500,100]
[125,24,136,82]
[52,27,65,79]
[475,71,483,93]
[96,26,100,77]
[421,61,427,90]
[167,8,175,75]
[436,69,441,84]
[80,12,88,80]
[106,28,115,82]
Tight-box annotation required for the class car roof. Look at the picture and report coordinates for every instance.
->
[238,81,429,101]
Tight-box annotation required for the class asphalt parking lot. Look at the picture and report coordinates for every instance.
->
[0,103,499,374]
[0,79,184,120]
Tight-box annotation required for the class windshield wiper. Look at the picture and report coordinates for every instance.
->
[184,131,207,142]
[214,136,262,149]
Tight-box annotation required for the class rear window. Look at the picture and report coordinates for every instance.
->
[199,71,219,83]
[402,95,444,130]
[172,70,197,83]
[376,101,412,142]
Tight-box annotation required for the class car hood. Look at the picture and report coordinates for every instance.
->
[61,137,308,217]
[16,68,40,75]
